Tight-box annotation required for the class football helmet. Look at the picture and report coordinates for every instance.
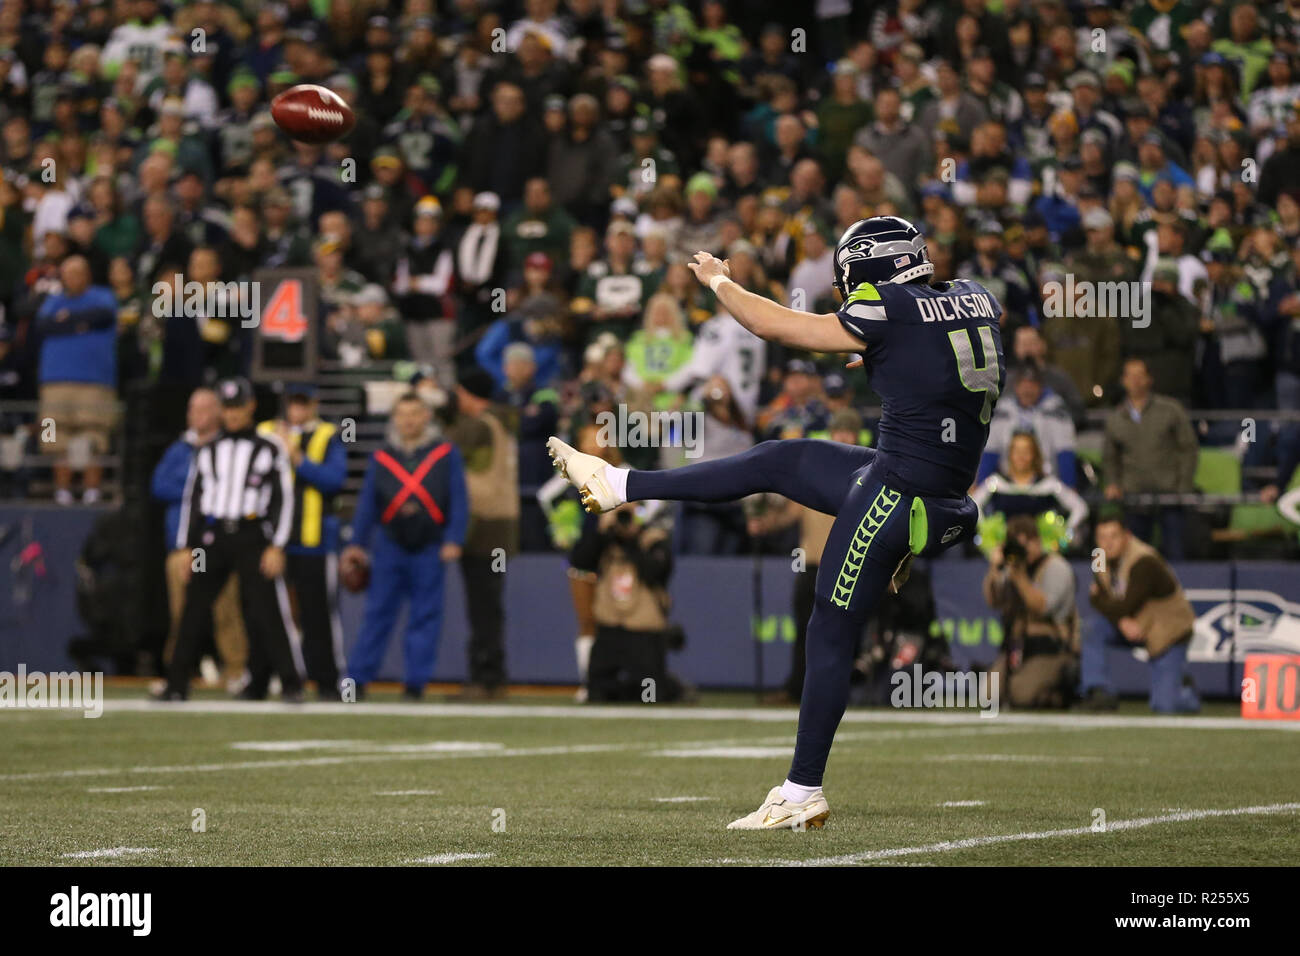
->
[832,216,934,296]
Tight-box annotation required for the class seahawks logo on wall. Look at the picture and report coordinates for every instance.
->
[1181,590,1300,662]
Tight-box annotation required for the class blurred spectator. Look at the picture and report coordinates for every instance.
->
[1037,260,1119,407]
[978,364,1078,487]
[1199,242,1268,410]
[677,172,723,260]
[572,219,649,342]
[36,256,117,505]
[395,196,455,384]
[1259,106,1300,208]
[759,358,829,440]
[324,284,407,367]
[958,219,1031,329]
[462,81,544,206]
[1008,325,1086,428]
[919,59,987,142]
[445,367,519,698]
[498,342,558,552]
[817,60,873,183]
[786,221,835,312]
[1081,508,1199,713]
[503,177,576,274]
[352,184,403,285]
[1122,258,1198,407]
[1263,242,1300,504]
[455,191,508,336]
[661,298,766,424]
[475,292,564,389]
[1103,357,1198,559]
[571,500,686,703]
[622,293,694,409]
[547,94,616,227]
[674,374,755,554]
[973,431,1089,545]
[984,514,1080,709]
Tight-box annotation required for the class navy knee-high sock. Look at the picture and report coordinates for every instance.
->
[625,439,873,515]
[626,441,791,502]
[786,592,868,787]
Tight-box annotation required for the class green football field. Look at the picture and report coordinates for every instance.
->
[2,688,1298,866]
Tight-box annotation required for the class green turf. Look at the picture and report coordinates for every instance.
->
[1,691,1297,866]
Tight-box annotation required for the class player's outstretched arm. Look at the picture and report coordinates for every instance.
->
[688,251,862,353]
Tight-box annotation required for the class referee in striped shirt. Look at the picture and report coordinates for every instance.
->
[158,377,305,701]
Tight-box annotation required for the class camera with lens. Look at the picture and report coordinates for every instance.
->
[1002,534,1028,565]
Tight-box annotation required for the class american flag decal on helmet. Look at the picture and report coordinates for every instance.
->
[894,255,910,268]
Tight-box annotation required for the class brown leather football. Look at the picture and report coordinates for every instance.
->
[270,84,356,144]
[340,554,371,592]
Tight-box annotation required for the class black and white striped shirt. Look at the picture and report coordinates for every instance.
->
[176,428,295,550]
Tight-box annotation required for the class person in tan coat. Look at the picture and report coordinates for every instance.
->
[1079,507,1199,713]
[444,367,519,698]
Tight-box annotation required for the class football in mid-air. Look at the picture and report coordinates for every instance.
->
[270,84,356,144]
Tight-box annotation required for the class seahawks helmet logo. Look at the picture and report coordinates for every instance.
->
[834,217,934,291]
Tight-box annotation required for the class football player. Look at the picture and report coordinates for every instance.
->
[548,216,1005,829]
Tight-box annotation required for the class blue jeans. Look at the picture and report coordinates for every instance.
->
[1276,370,1300,488]
[1126,506,1186,561]
[1080,615,1199,712]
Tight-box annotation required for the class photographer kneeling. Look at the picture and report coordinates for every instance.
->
[570,501,687,703]
[984,514,1080,708]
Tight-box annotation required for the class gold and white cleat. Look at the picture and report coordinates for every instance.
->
[546,436,622,514]
[726,786,830,831]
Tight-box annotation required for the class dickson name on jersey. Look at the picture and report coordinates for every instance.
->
[836,277,1005,500]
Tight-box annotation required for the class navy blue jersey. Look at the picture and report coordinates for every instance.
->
[837,278,1005,498]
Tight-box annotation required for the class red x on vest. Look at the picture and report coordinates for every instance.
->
[374,443,451,525]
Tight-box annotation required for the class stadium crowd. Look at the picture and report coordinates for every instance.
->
[0,0,1297,570]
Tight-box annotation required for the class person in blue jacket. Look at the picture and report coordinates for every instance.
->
[252,382,350,699]
[474,311,563,389]
[36,256,118,505]
[342,391,469,700]
[150,385,248,688]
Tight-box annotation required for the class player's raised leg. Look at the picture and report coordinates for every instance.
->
[546,436,874,516]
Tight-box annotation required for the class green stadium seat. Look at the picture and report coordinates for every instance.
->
[1194,447,1242,495]
[1229,503,1290,535]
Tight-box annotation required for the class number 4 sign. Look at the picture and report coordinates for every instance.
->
[261,277,308,342]
[250,268,319,382]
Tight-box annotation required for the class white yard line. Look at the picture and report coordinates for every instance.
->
[923,754,1109,763]
[62,847,158,859]
[229,740,501,753]
[407,852,494,865]
[0,728,1038,783]
[86,785,169,793]
[748,802,1300,867]
[0,742,632,783]
[49,698,1298,731]
[375,790,442,796]
[940,800,986,807]
[652,796,718,803]
[0,717,1245,785]
[655,746,794,758]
